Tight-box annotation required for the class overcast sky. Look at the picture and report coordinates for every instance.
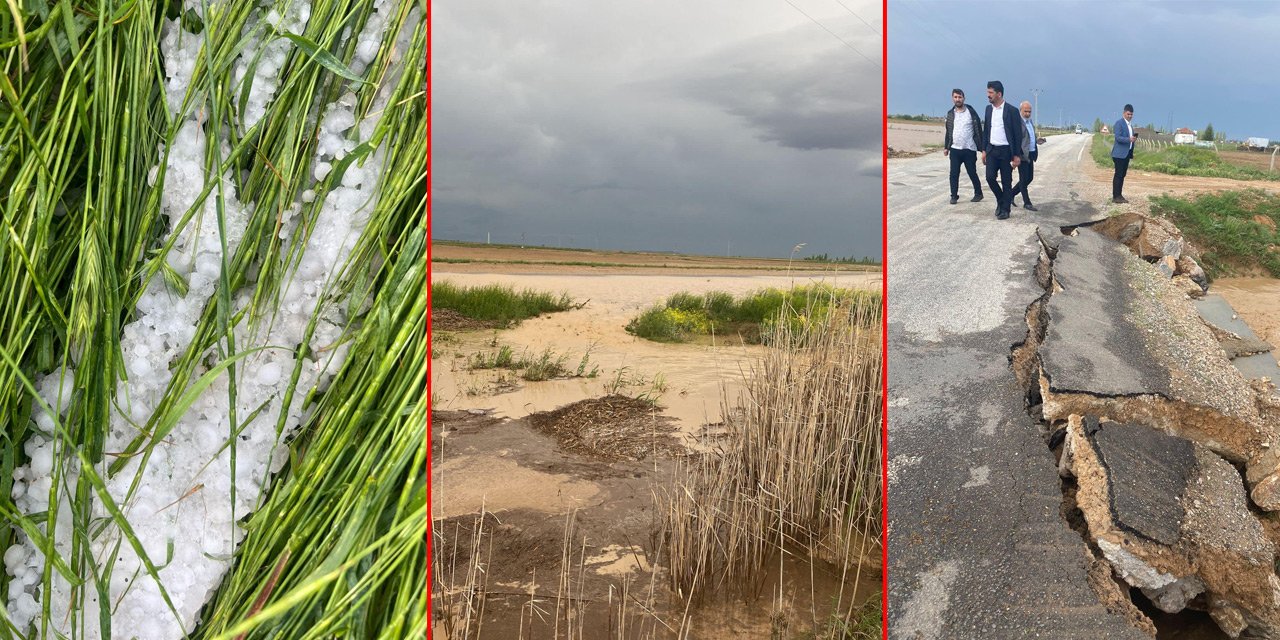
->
[432,1,882,260]
[889,1,1280,140]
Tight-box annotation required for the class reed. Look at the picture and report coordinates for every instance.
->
[658,290,883,637]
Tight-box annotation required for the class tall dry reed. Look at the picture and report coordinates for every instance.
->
[658,290,883,632]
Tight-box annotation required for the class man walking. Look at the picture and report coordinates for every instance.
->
[943,88,984,204]
[1111,104,1137,203]
[1010,100,1042,212]
[982,81,1022,220]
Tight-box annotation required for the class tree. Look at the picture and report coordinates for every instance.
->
[1201,123,1215,141]
[1093,118,1104,133]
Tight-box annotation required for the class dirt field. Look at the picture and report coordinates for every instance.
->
[886,121,943,155]
[433,242,880,275]
[431,267,881,638]
[1218,149,1280,174]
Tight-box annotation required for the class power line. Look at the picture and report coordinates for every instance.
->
[892,0,984,78]
[782,0,880,68]
[833,0,881,35]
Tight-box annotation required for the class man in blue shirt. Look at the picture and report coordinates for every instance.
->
[1111,104,1137,203]
[1010,100,1041,212]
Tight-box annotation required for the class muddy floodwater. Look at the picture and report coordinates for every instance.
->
[430,268,881,637]
[1215,276,1280,345]
[431,269,877,436]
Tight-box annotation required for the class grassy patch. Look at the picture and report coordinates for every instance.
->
[431,280,574,328]
[625,285,878,344]
[799,597,881,639]
[1091,135,1280,181]
[465,344,599,381]
[1150,189,1280,278]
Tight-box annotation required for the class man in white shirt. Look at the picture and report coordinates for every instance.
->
[981,80,1023,220]
[943,88,985,204]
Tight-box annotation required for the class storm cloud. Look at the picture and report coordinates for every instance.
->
[432,0,882,259]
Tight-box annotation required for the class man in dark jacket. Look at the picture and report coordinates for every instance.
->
[1010,100,1044,211]
[982,80,1022,220]
[943,88,984,204]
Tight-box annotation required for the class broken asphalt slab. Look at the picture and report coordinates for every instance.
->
[1084,416,1196,546]
[1066,416,1280,637]
[1038,226,1270,468]
[1041,228,1172,397]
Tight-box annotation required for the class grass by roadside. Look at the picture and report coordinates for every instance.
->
[431,281,575,329]
[1150,189,1280,278]
[625,285,875,344]
[1091,135,1280,181]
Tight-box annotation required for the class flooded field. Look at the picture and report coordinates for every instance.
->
[430,264,882,638]
[431,270,876,435]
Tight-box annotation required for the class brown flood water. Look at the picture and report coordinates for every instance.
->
[1214,277,1280,345]
[431,270,877,438]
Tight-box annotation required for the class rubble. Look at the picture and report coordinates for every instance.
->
[1021,216,1280,639]
[1064,416,1280,638]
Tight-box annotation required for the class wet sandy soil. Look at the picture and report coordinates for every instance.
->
[430,269,880,637]
[430,267,880,637]
[430,410,879,639]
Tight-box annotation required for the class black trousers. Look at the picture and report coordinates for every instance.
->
[1011,149,1037,204]
[985,145,1014,212]
[949,148,982,198]
[1112,148,1133,198]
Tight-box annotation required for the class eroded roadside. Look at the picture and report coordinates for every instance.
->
[1012,212,1280,639]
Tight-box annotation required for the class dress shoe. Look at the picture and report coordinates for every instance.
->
[1023,203,1038,212]
[996,209,1009,220]
[950,195,959,204]
[971,194,983,202]
[1113,196,1128,204]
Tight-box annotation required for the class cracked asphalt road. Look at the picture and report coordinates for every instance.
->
[886,134,1150,638]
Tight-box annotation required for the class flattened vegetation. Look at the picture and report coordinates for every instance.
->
[526,395,683,461]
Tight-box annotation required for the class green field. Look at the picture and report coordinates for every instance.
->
[1091,135,1280,181]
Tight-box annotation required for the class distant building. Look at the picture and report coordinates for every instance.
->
[1175,127,1194,135]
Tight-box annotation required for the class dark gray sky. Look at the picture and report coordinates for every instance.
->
[890,1,1280,139]
[432,1,882,260]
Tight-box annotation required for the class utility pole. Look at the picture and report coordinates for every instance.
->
[1030,88,1043,124]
